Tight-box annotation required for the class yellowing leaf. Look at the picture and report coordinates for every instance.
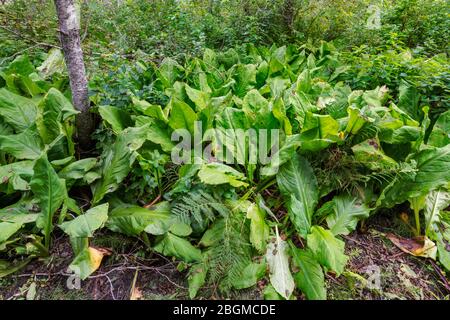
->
[387,234,437,259]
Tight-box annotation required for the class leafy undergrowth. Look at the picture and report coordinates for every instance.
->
[0,42,449,300]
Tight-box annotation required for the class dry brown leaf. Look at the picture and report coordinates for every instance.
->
[386,233,437,259]
[130,287,143,300]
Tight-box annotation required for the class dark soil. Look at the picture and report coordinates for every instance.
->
[1,214,449,300]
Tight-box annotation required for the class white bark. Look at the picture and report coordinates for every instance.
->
[54,0,93,148]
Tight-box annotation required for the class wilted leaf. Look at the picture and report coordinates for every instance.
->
[265,227,295,299]
[387,234,437,259]
[69,246,111,280]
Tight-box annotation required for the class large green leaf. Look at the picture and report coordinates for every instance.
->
[232,64,257,98]
[307,226,348,275]
[325,195,370,236]
[0,88,37,132]
[198,163,248,188]
[168,98,197,134]
[428,110,450,147]
[397,81,420,120]
[277,154,318,237]
[156,58,184,88]
[0,125,43,160]
[232,261,266,290]
[242,89,277,129]
[0,161,34,193]
[91,125,149,204]
[0,222,23,243]
[59,203,109,238]
[188,263,208,298]
[58,158,98,186]
[37,88,78,142]
[424,189,450,237]
[246,201,270,253]
[352,138,398,171]
[98,105,133,134]
[291,247,326,300]
[379,145,450,207]
[106,202,171,236]
[30,154,67,248]
[299,112,340,152]
[214,108,252,166]
[143,120,174,153]
[260,134,302,176]
[185,83,210,111]
[132,97,168,123]
[154,232,202,263]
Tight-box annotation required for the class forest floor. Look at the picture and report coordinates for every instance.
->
[1,213,449,300]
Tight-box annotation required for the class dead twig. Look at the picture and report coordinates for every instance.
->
[143,194,161,208]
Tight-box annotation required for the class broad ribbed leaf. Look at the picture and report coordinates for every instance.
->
[0,88,37,132]
[188,263,208,298]
[307,226,348,275]
[37,48,65,78]
[0,125,43,159]
[424,189,450,236]
[291,247,326,300]
[0,222,23,243]
[277,154,318,237]
[325,195,370,236]
[30,154,67,248]
[98,105,133,133]
[0,161,34,193]
[198,163,248,188]
[352,138,397,170]
[233,261,266,290]
[59,203,109,238]
[168,98,197,134]
[92,125,149,204]
[106,202,171,236]
[215,108,252,165]
[379,145,450,207]
[185,83,210,111]
[299,112,340,152]
[428,110,450,147]
[69,245,110,280]
[58,158,98,186]
[246,202,270,253]
[154,232,202,263]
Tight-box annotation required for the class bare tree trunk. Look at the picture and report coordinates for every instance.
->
[282,0,295,36]
[54,0,94,149]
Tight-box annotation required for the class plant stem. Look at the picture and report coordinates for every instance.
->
[414,206,421,236]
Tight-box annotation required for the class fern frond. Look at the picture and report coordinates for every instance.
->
[171,189,230,227]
